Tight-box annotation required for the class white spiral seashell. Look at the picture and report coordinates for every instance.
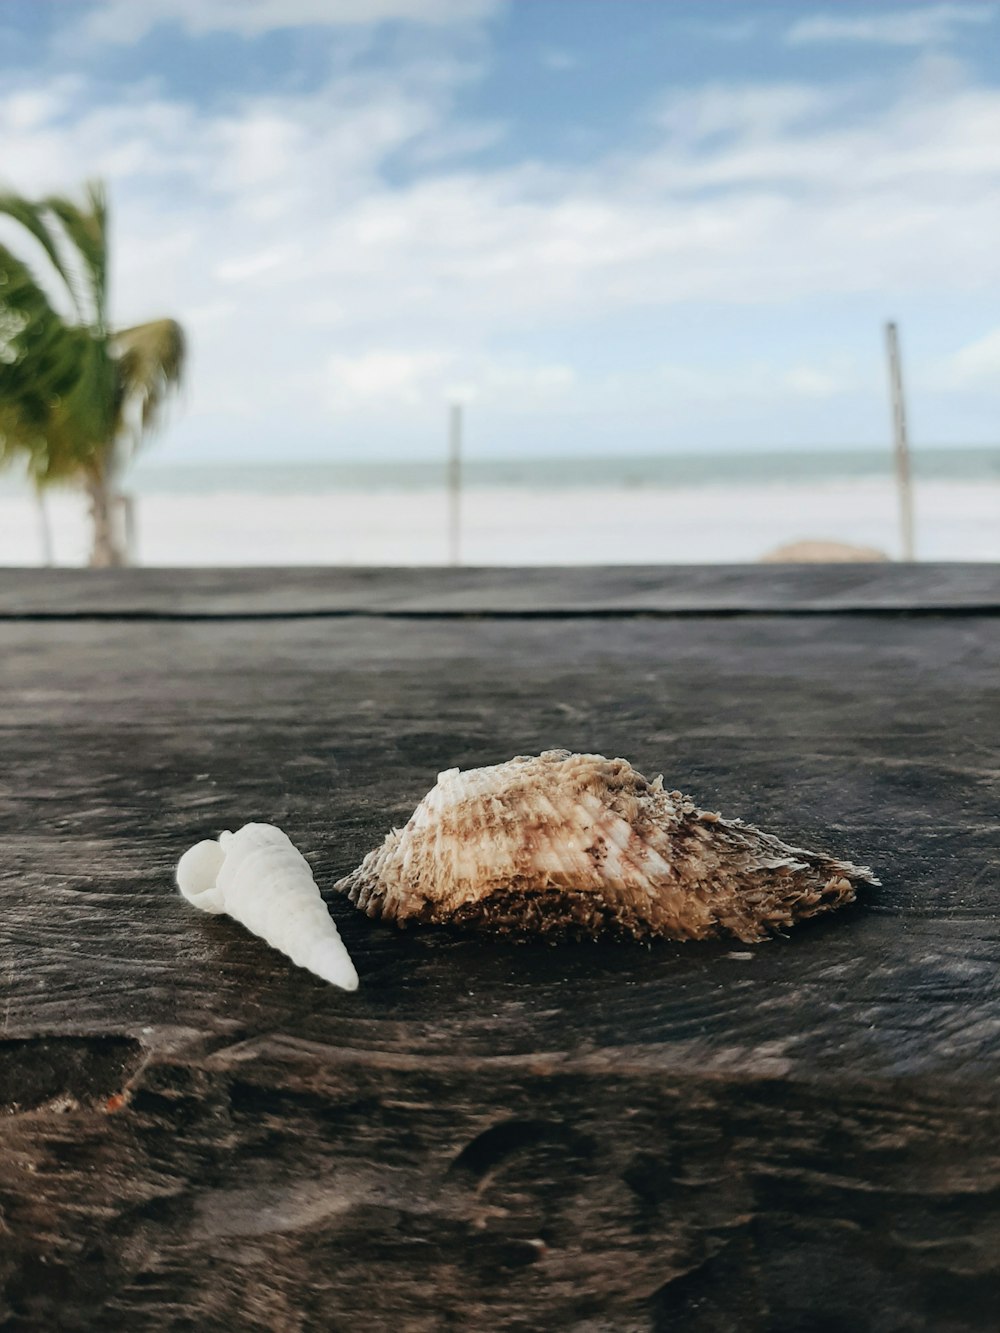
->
[177,823,359,991]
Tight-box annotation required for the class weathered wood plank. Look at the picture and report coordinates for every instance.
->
[2,1044,997,1332]
[2,583,999,1329]
[2,615,998,1071]
[1,562,999,617]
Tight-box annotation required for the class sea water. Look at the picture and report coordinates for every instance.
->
[2,446,998,565]
[128,446,1000,497]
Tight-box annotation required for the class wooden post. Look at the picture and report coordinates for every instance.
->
[885,322,915,562]
[448,401,462,567]
[35,489,54,567]
[122,493,138,567]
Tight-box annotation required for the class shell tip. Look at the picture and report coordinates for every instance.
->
[309,937,360,992]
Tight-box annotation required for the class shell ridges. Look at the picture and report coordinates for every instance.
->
[335,750,878,944]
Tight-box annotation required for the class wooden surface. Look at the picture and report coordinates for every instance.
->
[2,566,999,1331]
[2,562,1000,617]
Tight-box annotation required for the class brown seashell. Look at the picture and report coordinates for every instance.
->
[335,750,878,944]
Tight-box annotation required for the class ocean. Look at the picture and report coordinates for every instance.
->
[128,445,1000,496]
[2,446,998,566]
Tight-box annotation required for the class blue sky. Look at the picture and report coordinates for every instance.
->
[1,0,999,463]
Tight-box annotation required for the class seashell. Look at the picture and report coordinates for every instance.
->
[336,750,878,944]
[177,823,359,990]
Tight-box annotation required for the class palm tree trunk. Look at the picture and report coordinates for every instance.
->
[35,489,54,566]
[84,469,126,568]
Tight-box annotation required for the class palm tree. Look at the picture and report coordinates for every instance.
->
[0,181,185,566]
[0,241,83,563]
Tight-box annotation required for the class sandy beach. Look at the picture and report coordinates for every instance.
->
[1,477,998,566]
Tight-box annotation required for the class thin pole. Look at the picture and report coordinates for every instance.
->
[122,493,138,567]
[885,321,915,561]
[448,401,462,566]
[35,489,54,566]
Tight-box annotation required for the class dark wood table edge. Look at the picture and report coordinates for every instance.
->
[1,563,999,618]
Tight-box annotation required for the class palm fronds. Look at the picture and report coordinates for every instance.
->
[115,317,186,434]
[0,179,109,327]
[0,179,186,563]
[0,242,83,432]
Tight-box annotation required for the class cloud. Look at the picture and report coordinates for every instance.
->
[324,349,575,411]
[654,82,838,144]
[935,328,1000,388]
[7,65,1000,333]
[660,362,849,402]
[782,367,843,398]
[215,245,299,283]
[5,35,1000,458]
[326,350,451,406]
[81,0,500,44]
[540,49,579,72]
[787,4,995,48]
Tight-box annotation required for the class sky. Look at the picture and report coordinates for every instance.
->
[1,0,1000,464]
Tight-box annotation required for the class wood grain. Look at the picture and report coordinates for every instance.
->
[1,568,999,1330]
